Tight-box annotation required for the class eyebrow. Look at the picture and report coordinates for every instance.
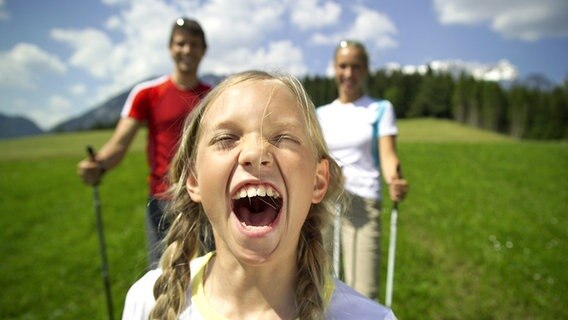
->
[208,117,304,132]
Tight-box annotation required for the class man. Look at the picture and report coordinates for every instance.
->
[77,17,211,267]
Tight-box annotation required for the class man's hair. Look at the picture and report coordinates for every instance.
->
[169,17,207,49]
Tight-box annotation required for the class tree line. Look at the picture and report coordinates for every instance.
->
[303,69,568,140]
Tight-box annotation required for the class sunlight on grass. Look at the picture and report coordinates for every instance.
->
[0,128,147,161]
[1,119,566,319]
[398,118,515,143]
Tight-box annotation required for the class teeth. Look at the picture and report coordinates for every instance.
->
[240,221,271,230]
[232,185,280,199]
[257,185,266,196]
[247,186,256,197]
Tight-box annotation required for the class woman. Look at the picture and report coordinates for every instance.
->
[317,40,409,300]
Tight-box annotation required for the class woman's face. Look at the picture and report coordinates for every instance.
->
[186,79,329,265]
[334,46,368,101]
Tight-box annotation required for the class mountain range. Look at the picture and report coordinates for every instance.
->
[0,113,44,139]
[385,59,519,82]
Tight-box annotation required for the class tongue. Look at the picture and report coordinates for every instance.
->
[237,199,278,227]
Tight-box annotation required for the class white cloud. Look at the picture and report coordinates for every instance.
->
[8,95,75,130]
[385,59,519,82]
[250,40,307,75]
[51,28,115,78]
[49,95,72,111]
[0,43,66,89]
[310,5,397,50]
[203,40,307,76]
[349,6,398,48]
[199,0,286,52]
[433,0,568,41]
[290,0,341,30]
[70,83,86,95]
[27,109,67,130]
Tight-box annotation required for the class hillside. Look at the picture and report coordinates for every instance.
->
[0,113,43,139]
[51,74,225,133]
[52,90,130,132]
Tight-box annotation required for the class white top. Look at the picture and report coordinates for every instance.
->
[122,252,397,319]
[317,95,398,200]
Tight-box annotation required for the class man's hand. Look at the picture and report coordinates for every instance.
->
[77,146,105,186]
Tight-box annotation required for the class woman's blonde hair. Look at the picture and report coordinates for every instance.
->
[150,70,346,320]
[334,39,369,71]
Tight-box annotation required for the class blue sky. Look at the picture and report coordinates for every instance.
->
[1,0,567,130]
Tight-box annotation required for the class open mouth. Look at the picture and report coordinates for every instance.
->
[231,184,283,228]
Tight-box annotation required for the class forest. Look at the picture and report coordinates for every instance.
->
[303,69,568,140]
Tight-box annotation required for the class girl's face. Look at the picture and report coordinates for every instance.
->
[334,46,368,100]
[186,79,329,265]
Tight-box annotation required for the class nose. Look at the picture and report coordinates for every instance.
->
[182,43,191,54]
[344,66,354,78]
[238,136,273,168]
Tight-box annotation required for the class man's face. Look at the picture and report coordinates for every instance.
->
[169,30,205,75]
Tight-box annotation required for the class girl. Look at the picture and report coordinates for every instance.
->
[122,71,396,319]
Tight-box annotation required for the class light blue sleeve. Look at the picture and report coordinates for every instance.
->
[325,279,397,320]
[377,100,398,137]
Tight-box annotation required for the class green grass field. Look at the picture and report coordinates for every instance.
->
[1,119,566,319]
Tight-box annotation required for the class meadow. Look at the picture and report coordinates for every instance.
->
[1,118,566,319]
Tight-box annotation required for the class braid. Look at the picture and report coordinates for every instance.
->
[296,212,329,320]
[148,79,214,319]
[150,209,201,319]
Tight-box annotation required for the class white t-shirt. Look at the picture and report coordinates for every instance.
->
[317,95,398,200]
[122,252,396,320]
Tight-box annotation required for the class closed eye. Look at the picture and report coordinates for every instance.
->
[210,134,239,150]
[271,134,301,147]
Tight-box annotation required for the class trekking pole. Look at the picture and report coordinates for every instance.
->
[385,201,398,308]
[386,164,403,309]
[86,146,114,320]
[332,205,341,278]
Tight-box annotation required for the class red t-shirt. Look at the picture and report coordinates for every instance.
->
[121,76,211,197]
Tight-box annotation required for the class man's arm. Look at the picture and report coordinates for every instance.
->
[77,117,140,185]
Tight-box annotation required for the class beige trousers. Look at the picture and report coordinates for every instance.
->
[341,194,382,300]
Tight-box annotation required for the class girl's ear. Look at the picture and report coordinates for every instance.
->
[186,173,202,203]
[312,158,329,204]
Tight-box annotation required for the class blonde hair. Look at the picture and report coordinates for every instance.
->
[334,39,369,71]
[150,70,346,320]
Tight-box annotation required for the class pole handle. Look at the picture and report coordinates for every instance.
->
[87,145,96,160]
[86,145,106,178]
